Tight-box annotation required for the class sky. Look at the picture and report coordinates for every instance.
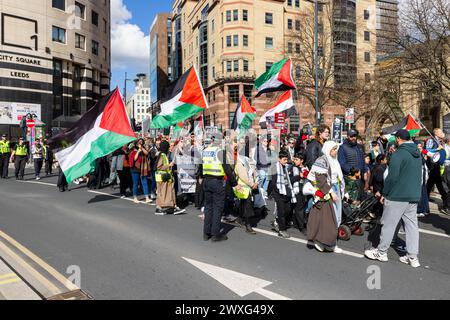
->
[110,0,172,97]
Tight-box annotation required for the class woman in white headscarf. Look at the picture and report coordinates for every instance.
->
[306,140,344,253]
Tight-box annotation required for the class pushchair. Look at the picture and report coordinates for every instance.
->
[338,195,379,241]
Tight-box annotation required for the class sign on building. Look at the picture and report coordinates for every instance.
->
[0,102,41,125]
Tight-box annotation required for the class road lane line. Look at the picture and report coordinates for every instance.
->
[0,273,16,280]
[418,228,450,238]
[253,227,365,258]
[0,230,78,292]
[87,190,156,205]
[17,180,57,187]
[0,277,21,286]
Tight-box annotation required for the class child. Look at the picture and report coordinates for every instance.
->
[289,152,309,233]
[344,167,362,207]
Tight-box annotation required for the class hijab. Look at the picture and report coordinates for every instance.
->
[160,140,170,155]
[321,140,344,185]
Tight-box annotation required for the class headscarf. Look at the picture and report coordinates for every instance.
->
[321,140,344,185]
[160,140,170,155]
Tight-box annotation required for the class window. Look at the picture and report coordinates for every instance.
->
[295,0,299,7]
[243,10,248,21]
[103,46,108,61]
[243,34,248,47]
[287,0,292,6]
[287,19,293,30]
[52,0,65,11]
[211,19,215,32]
[365,73,371,83]
[296,43,300,54]
[364,52,371,62]
[233,35,238,46]
[266,62,273,72]
[103,19,108,33]
[295,20,300,31]
[244,85,253,104]
[229,85,239,103]
[233,60,239,72]
[233,9,238,21]
[226,61,232,72]
[287,42,293,54]
[265,13,273,24]
[212,43,215,55]
[243,60,249,72]
[92,11,99,26]
[295,66,301,78]
[52,26,66,43]
[53,59,63,119]
[364,10,370,20]
[75,2,85,19]
[265,37,273,49]
[226,10,231,22]
[92,40,99,55]
[75,33,85,50]
[226,35,231,47]
[364,31,370,41]
[318,46,323,56]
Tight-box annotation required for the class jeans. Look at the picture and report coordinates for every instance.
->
[34,158,43,177]
[0,153,9,178]
[131,170,149,197]
[257,168,270,196]
[331,183,342,226]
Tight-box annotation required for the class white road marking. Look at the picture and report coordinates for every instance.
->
[17,180,57,187]
[418,228,450,238]
[183,257,292,300]
[253,227,365,258]
[87,190,156,205]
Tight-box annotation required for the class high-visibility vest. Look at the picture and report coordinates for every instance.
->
[15,145,27,156]
[0,140,10,154]
[202,146,225,177]
[440,148,450,176]
[155,153,172,183]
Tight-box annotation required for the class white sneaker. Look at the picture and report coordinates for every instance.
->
[417,213,426,218]
[314,241,325,252]
[399,255,421,268]
[73,179,80,185]
[364,248,388,262]
[36,177,40,180]
[333,246,343,254]
[174,208,186,215]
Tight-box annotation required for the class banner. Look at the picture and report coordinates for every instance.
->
[0,102,41,124]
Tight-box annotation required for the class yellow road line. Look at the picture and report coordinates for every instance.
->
[0,230,78,292]
[0,276,21,286]
[0,273,16,280]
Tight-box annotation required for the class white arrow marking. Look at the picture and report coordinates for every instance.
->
[182,257,292,300]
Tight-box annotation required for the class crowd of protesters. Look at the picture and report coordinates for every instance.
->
[2,124,450,268]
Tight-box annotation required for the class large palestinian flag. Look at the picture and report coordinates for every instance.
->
[152,67,207,129]
[255,58,297,97]
[231,95,257,134]
[50,88,136,183]
[259,90,296,129]
[382,113,423,141]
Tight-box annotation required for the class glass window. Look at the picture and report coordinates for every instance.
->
[365,52,371,62]
[226,35,231,47]
[75,2,85,19]
[266,62,273,72]
[92,11,99,26]
[296,43,300,54]
[229,85,239,103]
[243,34,248,47]
[265,37,273,49]
[295,0,299,7]
[287,19,292,30]
[233,60,239,72]
[233,9,238,21]
[364,10,370,20]
[52,0,65,11]
[233,35,238,46]
[295,20,300,31]
[287,0,292,6]
[52,26,66,43]
[287,42,293,54]
[265,13,273,24]
[243,10,248,21]
[244,85,253,104]
[364,31,370,41]
[226,10,231,22]
[226,61,232,72]
[92,40,99,55]
[75,33,85,50]
[243,60,249,72]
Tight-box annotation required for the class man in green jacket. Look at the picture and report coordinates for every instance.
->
[365,129,422,268]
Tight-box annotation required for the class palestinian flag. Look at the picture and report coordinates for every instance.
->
[255,58,297,97]
[259,90,296,129]
[152,67,207,129]
[50,88,136,183]
[231,95,257,134]
[382,113,423,141]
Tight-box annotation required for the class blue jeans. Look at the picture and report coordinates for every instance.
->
[331,183,342,226]
[257,168,270,195]
[131,170,149,197]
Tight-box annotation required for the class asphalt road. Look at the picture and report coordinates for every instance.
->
[0,169,449,300]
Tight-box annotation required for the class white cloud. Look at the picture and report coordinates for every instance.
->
[111,0,149,71]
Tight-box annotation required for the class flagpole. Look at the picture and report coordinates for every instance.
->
[409,111,442,147]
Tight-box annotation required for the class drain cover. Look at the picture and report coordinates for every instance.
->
[47,289,93,300]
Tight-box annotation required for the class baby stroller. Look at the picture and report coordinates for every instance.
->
[338,195,379,241]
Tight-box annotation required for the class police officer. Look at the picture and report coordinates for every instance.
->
[201,136,239,242]
[10,137,28,180]
[0,134,11,179]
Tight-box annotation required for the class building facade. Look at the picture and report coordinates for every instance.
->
[126,74,150,124]
[376,0,399,56]
[166,0,396,134]
[150,13,173,108]
[0,0,111,136]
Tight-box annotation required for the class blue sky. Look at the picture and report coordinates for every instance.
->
[110,0,172,97]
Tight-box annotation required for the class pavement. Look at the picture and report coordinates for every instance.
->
[0,168,449,300]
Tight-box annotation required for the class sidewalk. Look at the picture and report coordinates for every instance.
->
[0,259,41,300]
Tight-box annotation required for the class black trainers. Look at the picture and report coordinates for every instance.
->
[203,234,212,241]
[211,235,228,242]
[245,225,257,235]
